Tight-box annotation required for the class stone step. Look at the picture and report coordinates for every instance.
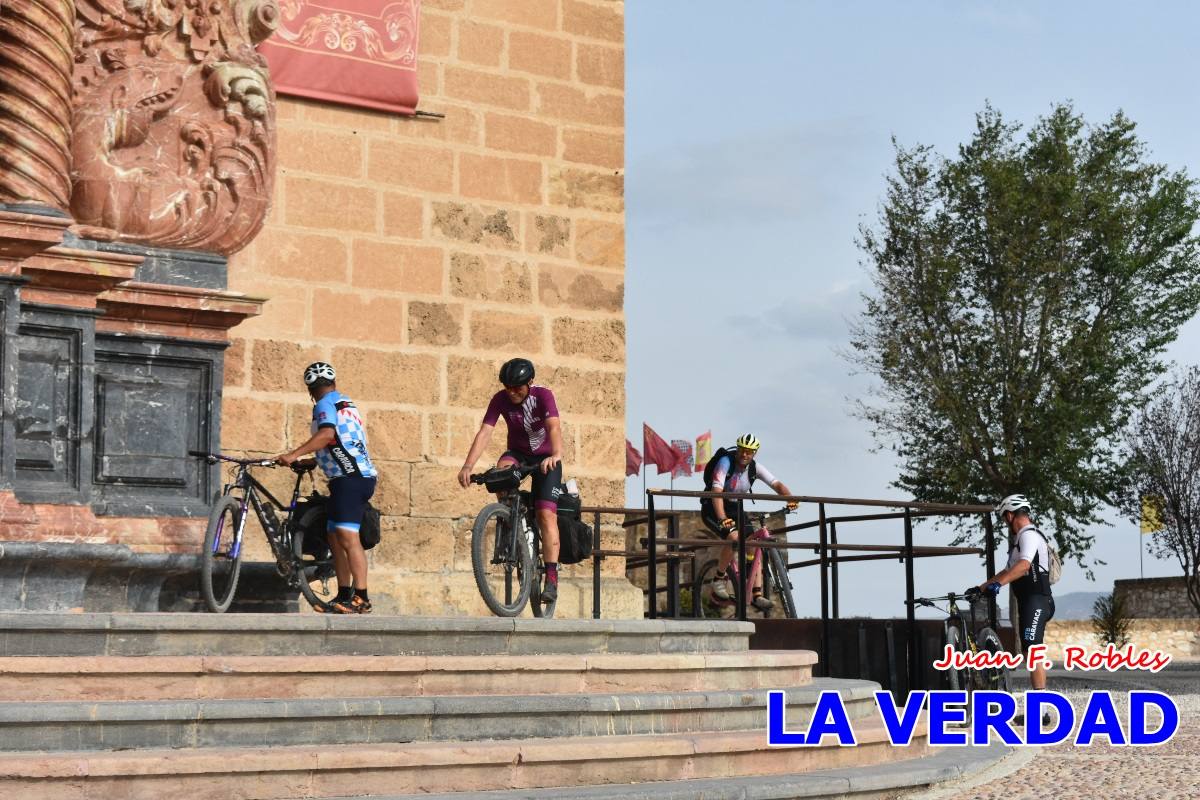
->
[0,679,879,752]
[305,743,1012,800]
[0,614,752,657]
[0,723,931,799]
[0,650,817,701]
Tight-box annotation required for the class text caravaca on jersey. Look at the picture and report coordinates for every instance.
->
[768,645,1179,747]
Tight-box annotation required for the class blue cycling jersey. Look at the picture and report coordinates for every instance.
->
[311,391,377,479]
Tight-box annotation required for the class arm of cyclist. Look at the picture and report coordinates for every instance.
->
[275,427,335,466]
[977,561,1031,595]
[458,423,496,488]
[769,479,799,511]
[539,416,563,474]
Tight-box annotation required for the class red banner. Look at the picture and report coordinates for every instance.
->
[258,1,422,115]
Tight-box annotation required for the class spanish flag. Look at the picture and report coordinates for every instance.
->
[694,431,712,473]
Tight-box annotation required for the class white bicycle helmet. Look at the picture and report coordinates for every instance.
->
[994,493,1032,516]
[303,361,336,386]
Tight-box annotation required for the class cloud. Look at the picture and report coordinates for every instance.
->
[628,120,876,232]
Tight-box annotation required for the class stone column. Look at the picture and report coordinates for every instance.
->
[0,0,74,215]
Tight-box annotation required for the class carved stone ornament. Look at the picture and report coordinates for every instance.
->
[71,0,280,255]
[0,0,76,213]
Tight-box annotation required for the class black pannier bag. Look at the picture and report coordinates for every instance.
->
[556,485,592,564]
[359,501,382,550]
[294,493,331,559]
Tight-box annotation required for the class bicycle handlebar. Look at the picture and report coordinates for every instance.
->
[188,450,280,468]
[906,589,983,607]
[469,463,538,485]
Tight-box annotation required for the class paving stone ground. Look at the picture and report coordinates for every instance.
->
[906,659,1200,800]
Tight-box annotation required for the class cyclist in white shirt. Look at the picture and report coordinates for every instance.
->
[977,494,1055,690]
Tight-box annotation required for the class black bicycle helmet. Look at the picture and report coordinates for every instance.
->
[303,361,336,386]
[498,357,535,386]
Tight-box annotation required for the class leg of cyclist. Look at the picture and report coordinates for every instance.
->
[750,526,774,611]
[531,456,563,603]
[325,474,376,614]
[700,500,736,600]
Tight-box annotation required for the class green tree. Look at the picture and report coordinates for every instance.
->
[849,103,1200,567]
[1119,367,1200,616]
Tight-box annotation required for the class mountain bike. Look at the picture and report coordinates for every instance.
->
[694,512,797,619]
[468,463,555,618]
[909,590,1011,694]
[190,450,336,613]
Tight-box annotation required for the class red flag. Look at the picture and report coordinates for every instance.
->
[643,423,685,475]
[625,440,643,477]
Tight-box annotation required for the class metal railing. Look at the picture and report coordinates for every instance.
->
[643,489,1000,684]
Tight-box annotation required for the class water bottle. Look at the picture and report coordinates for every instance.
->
[565,478,579,496]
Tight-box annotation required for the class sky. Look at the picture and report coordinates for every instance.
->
[624,0,1200,618]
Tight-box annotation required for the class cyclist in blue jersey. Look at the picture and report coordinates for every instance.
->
[276,362,377,613]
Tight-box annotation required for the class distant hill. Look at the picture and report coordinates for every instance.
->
[1049,591,1105,620]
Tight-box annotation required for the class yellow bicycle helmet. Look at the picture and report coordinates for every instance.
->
[735,433,761,451]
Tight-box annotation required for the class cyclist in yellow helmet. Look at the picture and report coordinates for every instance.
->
[699,433,797,610]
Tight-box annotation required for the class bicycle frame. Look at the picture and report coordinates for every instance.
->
[208,458,309,569]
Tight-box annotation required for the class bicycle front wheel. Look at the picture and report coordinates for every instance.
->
[944,625,972,692]
[767,547,798,619]
[471,503,535,617]
[201,495,244,613]
[694,558,732,619]
[974,627,1012,693]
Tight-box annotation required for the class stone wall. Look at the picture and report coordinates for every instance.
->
[1042,619,1200,660]
[223,0,636,617]
[1113,576,1199,619]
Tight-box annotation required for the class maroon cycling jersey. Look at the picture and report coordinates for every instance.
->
[483,385,559,457]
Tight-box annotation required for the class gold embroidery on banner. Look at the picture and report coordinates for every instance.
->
[275,0,417,71]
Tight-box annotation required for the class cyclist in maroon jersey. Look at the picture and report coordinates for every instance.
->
[458,358,565,604]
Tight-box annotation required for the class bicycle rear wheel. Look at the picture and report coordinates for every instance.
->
[471,503,535,617]
[201,495,243,613]
[767,547,798,619]
[974,627,1012,692]
[291,523,337,611]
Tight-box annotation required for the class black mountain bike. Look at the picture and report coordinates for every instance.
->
[694,512,798,619]
[190,451,335,613]
[469,464,555,618]
[910,590,1011,694]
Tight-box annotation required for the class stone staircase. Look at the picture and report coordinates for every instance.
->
[0,614,1006,799]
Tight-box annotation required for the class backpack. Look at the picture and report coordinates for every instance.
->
[701,447,757,492]
[1029,528,1062,585]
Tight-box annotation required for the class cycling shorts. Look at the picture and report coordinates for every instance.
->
[326,474,377,533]
[700,499,754,540]
[497,451,562,512]
[1018,594,1055,650]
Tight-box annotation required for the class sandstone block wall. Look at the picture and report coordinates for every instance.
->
[223,0,636,617]
[1113,576,1200,619]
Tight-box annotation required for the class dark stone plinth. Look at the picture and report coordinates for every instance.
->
[61,233,226,290]
[0,542,297,613]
